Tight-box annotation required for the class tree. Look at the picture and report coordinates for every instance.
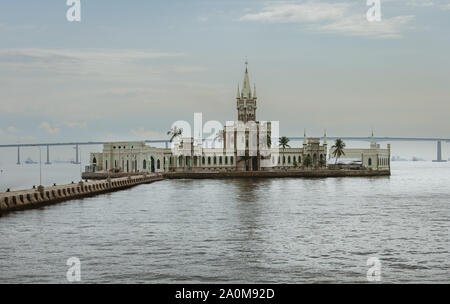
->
[214,130,225,148]
[319,157,326,168]
[267,135,272,148]
[303,154,312,168]
[167,126,183,143]
[331,138,346,164]
[279,136,290,150]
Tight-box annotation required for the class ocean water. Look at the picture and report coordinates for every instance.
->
[0,162,449,283]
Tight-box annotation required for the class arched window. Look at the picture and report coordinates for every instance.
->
[298,156,301,163]
[219,156,222,165]
[225,156,228,165]
[368,158,372,166]
[93,157,97,164]
[213,156,217,165]
[105,160,108,170]
[208,157,211,165]
[230,156,234,165]
[278,156,280,164]
[178,156,183,167]
[283,156,286,164]
[194,156,198,166]
[293,156,296,163]
[288,156,291,163]
[143,159,146,169]
[157,159,160,169]
[202,156,205,165]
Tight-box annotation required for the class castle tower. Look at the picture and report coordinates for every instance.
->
[236,60,257,123]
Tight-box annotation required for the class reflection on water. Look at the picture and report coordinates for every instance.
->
[0,162,449,283]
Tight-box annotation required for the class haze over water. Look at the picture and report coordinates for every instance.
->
[0,162,449,283]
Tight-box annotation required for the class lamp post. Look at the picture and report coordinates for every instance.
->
[39,146,42,186]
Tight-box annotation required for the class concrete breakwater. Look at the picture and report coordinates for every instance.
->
[0,174,163,215]
[164,169,391,179]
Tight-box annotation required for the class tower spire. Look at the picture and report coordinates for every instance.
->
[236,84,240,98]
[242,59,252,98]
[303,129,307,147]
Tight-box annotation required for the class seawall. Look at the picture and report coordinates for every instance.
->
[0,174,163,216]
[163,169,391,179]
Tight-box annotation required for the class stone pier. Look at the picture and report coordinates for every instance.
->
[0,174,163,215]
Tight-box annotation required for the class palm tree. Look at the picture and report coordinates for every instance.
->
[278,136,290,150]
[167,126,183,143]
[303,154,312,168]
[214,130,224,147]
[331,138,346,164]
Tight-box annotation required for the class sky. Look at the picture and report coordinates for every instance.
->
[0,0,449,153]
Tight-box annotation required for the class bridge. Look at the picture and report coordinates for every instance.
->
[0,137,448,165]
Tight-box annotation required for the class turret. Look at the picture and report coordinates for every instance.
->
[370,130,376,149]
[303,129,307,148]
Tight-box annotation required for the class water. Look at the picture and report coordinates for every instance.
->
[0,162,449,283]
[0,163,84,192]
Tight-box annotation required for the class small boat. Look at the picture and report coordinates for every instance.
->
[25,157,38,164]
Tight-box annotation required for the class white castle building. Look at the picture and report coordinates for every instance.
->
[88,63,390,173]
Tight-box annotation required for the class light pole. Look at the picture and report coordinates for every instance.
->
[39,146,42,186]
[79,146,82,176]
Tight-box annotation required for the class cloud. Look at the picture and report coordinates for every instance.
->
[39,122,60,135]
[239,1,415,38]
[130,127,167,140]
[240,2,351,23]
[7,126,19,132]
[61,121,88,129]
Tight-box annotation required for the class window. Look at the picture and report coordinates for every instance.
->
[202,157,205,165]
[368,158,372,166]
[157,159,160,169]
[293,156,296,163]
[283,156,286,164]
[143,159,146,169]
[298,156,301,163]
[288,156,291,163]
[214,156,217,165]
[225,157,228,165]
[219,156,222,165]
[208,157,211,165]
[230,156,234,165]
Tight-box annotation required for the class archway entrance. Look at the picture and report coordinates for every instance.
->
[251,156,258,171]
[150,157,155,173]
